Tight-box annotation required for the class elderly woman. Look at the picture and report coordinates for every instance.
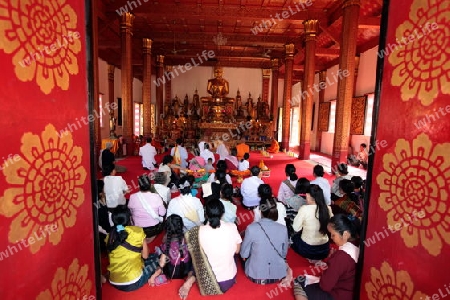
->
[241,196,290,285]
[153,172,171,205]
[180,199,242,298]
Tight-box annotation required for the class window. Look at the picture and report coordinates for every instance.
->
[290,107,300,146]
[329,100,336,133]
[134,103,143,136]
[364,93,375,136]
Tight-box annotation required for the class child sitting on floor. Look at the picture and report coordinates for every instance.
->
[204,158,215,173]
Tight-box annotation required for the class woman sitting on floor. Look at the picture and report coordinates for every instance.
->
[105,205,159,292]
[167,177,205,233]
[224,148,239,171]
[292,184,333,262]
[219,184,238,223]
[277,164,299,204]
[159,155,178,187]
[180,199,242,298]
[241,196,292,286]
[285,178,310,238]
[253,184,286,226]
[207,160,232,184]
[128,175,166,243]
[294,214,360,300]
[150,214,192,285]
[332,179,363,219]
[231,152,251,177]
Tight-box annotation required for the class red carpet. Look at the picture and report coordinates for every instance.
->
[102,151,336,300]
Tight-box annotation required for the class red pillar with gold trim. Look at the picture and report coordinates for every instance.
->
[330,0,360,169]
[281,44,294,151]
[108,64,115,132]
[165,66,172,114]
[156,55,164,123]
[120,12,134,154]
[142,38,152,137]
[92,0,101,155]
[316,70,326,151]
[271,59,279,136]
[299,19,319,159]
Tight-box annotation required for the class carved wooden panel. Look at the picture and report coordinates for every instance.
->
[350,96,367,135]
[318,102,331,132]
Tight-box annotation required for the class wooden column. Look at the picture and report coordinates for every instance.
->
[120,12,134,153]
[271,58,279,136]
[299,20,319,159]
[316,70,326,151]
[165,66,172,114]
[92,0,101,155]
[107,64,115,131]
[331,0,360,169]
[142,38,152,137]
[156,55,164,122]
[281,44,295,151]
[353,55,360,97]
[262,69,271,104]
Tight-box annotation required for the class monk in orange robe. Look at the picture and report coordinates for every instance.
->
[236,137,250,161]
[267,138,279,153]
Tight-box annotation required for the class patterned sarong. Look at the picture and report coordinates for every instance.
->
[184,227,223,296]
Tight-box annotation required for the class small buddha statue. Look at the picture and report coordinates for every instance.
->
[193,89,200,108]
[207,66,230,98]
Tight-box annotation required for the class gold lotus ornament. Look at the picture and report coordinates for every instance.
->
[0,124,87,253]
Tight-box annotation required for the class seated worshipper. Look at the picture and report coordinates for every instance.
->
[241,166,265,210]
[351,176,365,211]
[348,143,369,169]
[103,165,129,209]
[236,137,250,161]
[159,155,179,188]
[139,138,157,171]
[197,139,210,156]
[96,179,111,252]
[310,165,331,205]
[224,148,239,171]
[253,184,286,226]
[331,163,351,201]
[293,214,360,300]
[153,172,171,205]
[332,179,363,219]
[181,199,242,298]
[128,175,166,242]
[207,160,232,184]
[167,177,205,232]
[231,152,251,177]
[188,156,205,172]
[285,178,310,238]
[203,170,228,202]
[219,184,237,223]
[151,215,192,285]
[200,143,215,165]
[240,197,291,285]
[171,138,189,171]
[105,205,159,292]
[100,142,127,173]
[277,164,299,204]
[266,138,280,154]
[204,158,215,173]
[292,184,333,262]
[215,140,230,160]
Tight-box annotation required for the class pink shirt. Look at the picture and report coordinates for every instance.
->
[128,192,166,227]
[199,221,242,282]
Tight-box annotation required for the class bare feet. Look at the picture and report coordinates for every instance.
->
[179,275,196,300]
[148,268,162,287]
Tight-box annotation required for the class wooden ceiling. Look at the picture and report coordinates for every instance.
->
[97,0,382,81]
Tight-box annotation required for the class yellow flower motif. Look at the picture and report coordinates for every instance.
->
[377,133,450,256]
[365,261,428,299]
[388,0,450,106]
[0,0,81,94]
[0,124,86,253]
[36,258,93,300]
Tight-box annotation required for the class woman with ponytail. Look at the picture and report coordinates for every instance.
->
[292,184,333,262]
[105,205,159,291]
[181,199,242,298]
[277,164,299,204]
[253,184,287,226]
[294,214,360,300]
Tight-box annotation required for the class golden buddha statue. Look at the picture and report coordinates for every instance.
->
[207,66,230,98]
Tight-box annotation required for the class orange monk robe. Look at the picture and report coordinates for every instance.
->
[236,142,250,161]
[267,140,279,153]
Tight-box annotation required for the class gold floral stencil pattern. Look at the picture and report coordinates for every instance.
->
[0,124,87,253]
[365,261,428,299]
[389,0,450,106]
[36,258,93,300]
[0,0,81,94]
[377,133,450,256]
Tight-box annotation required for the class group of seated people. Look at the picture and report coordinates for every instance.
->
[98,135,365,299]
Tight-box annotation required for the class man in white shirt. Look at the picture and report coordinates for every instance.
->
[241,166,265,209]
[310,165,331,205]
[139,137,157,170]
[103,165,129,208]
[171,138,188,169]
[200,143,215,164]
